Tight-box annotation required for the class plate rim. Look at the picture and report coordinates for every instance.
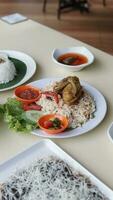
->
[30,77,107,138]
[107,122,113,144]
[0,50,36,92]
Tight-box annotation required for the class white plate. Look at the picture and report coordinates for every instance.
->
[0,139,112,199]
[0,50,36,91]
[30,78,107,138]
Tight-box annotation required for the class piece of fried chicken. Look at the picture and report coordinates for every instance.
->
[54,76,83,105]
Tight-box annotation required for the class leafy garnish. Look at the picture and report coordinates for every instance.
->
[51,117,61,129]
[0,98,37,132]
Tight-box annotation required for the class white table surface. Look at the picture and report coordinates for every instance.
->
[0,19,113,190]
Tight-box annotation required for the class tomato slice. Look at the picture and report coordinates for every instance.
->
[43,120,53,129]
[23,103,42,111]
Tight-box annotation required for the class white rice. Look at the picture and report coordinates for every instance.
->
[0,53,16,84]
[37,84,96,128]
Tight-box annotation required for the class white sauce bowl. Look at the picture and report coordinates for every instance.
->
[52,46,94,72]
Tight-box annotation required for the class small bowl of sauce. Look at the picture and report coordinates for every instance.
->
[52,46,94,71]
[38,114,69,134]
[15,85,40,103]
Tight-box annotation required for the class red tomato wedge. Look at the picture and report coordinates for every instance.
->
[43,120,53,129]
[38,114,69,134]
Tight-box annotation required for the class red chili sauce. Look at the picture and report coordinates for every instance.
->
[58,53,88,66]
[19,89,38,100]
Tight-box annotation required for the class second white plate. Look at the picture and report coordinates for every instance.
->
[0,139,112,199]
[0,50,36,91]
[30,78,107,138]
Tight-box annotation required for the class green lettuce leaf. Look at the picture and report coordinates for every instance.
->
[1,98,37,132]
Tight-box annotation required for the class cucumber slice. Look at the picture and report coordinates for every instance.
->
[25,110,43,123]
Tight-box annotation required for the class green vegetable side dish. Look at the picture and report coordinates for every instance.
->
[0,57,27,89]
[0,98,38,132]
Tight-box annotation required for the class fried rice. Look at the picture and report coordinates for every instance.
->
[37,83,96,128]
